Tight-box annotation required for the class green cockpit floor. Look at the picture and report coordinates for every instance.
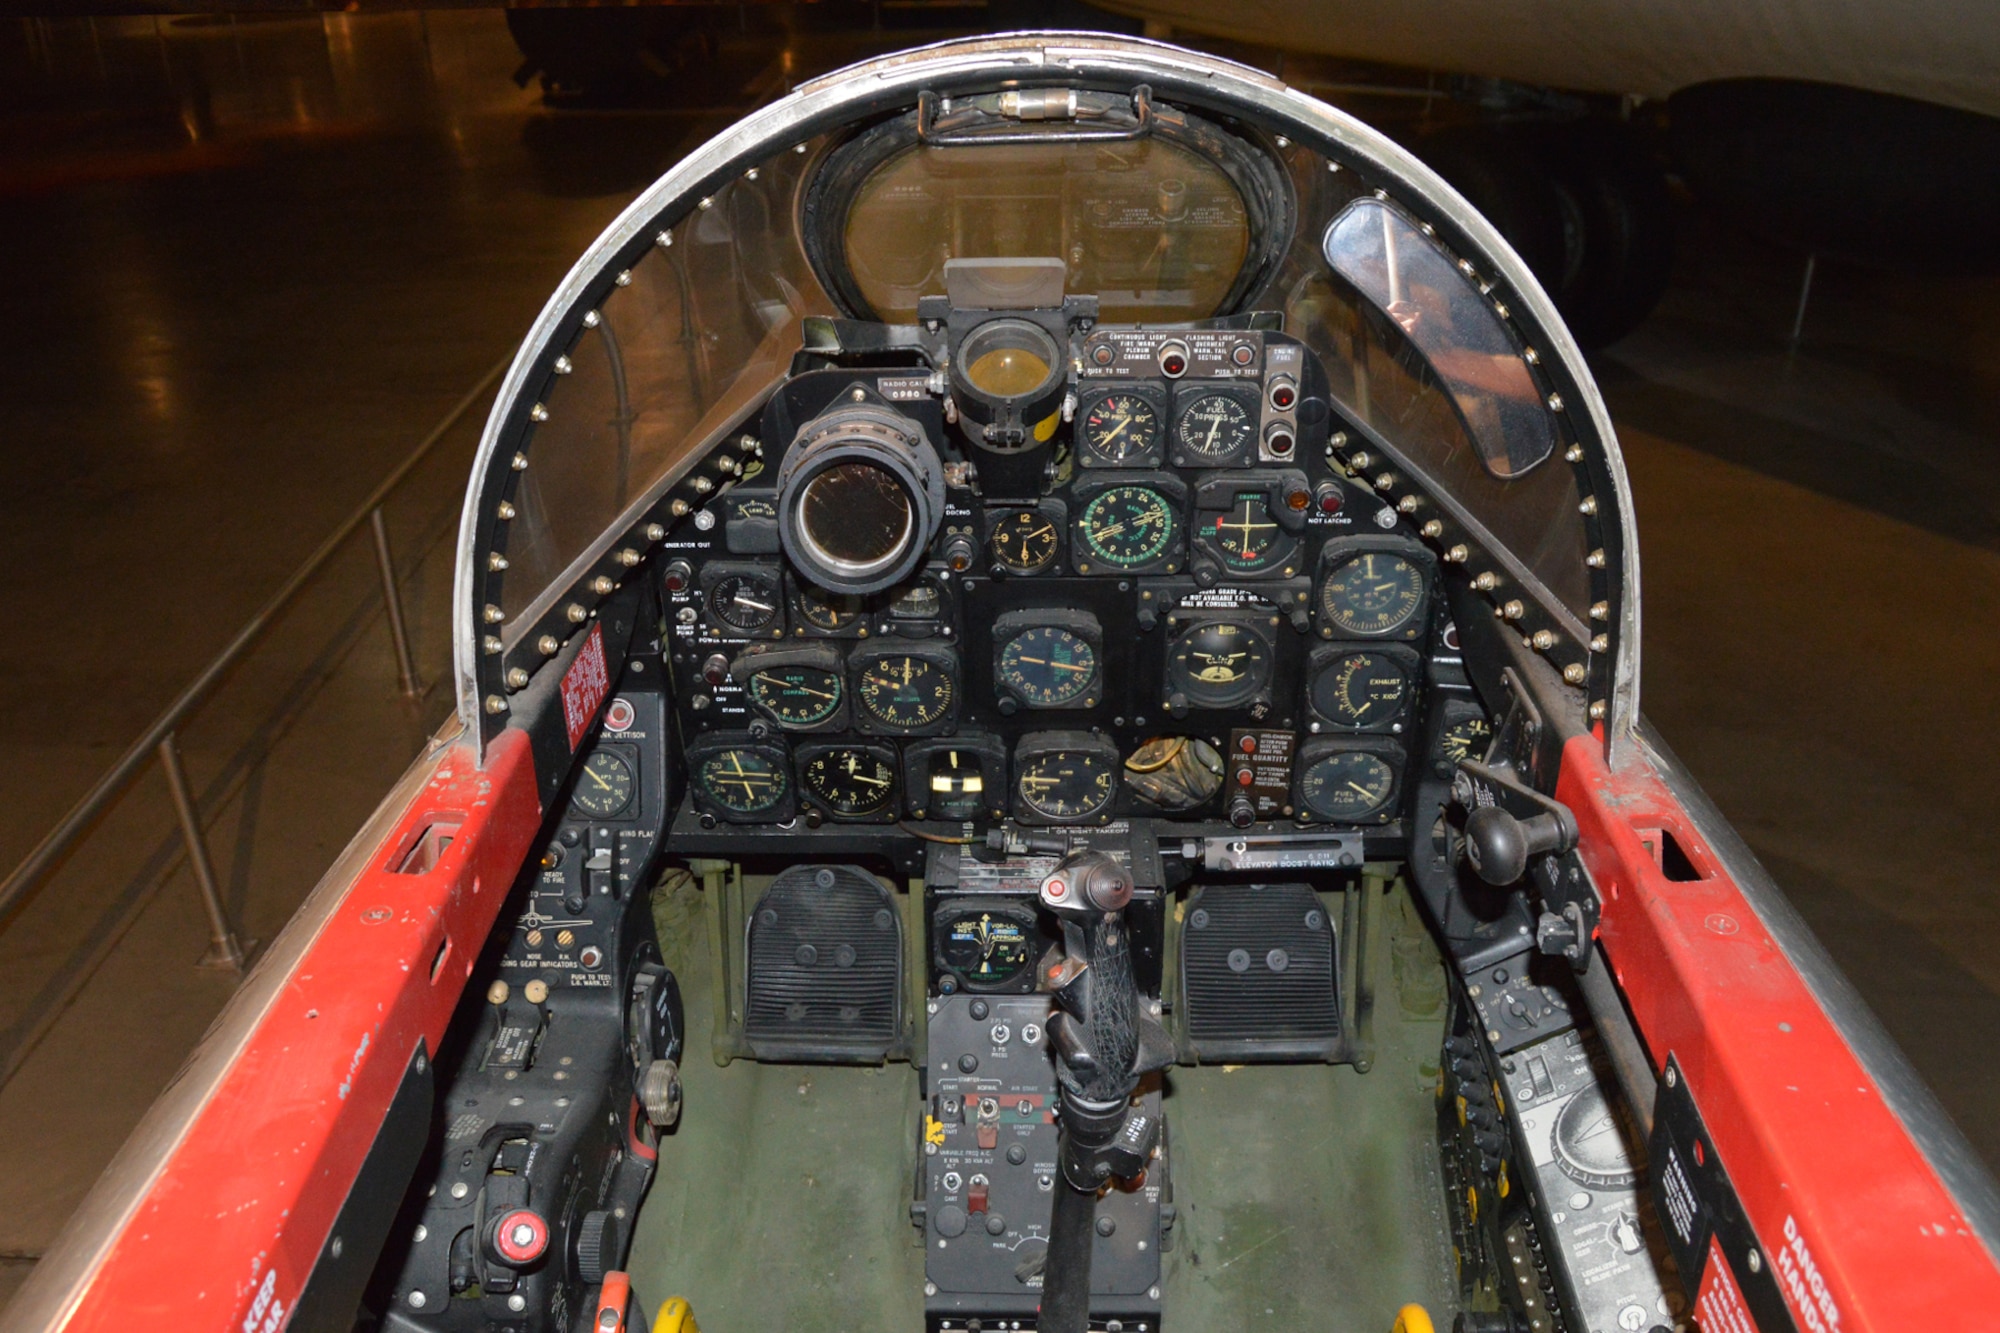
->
[628,877,1457,1332]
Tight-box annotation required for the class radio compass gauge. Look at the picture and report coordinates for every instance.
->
[1296,742,1402,824]
[852,647,957,734]
[800,744,899,820]
[935,902,1041,992]
[1174,391,1255,463]
[572,750,634,819]
[1079,392,1162,465]
[990,509,1060,573]
[689,739,792,822]
[1073,482,1182,574]
[1013,732,1121,824]
[995,614,1100,710]
[1307,646,1417,732]
[1317,547,1430,639]
[1167,618,1272,709]
[706,569,783,634]
[1438,715,1493,768]
[747,664,843,728]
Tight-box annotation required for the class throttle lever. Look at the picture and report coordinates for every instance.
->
[1452,760,1578,887]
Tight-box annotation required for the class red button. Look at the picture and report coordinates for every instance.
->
[1236,768,1255,786]
[1238,735,1258,754]
[492,1209,549,1265]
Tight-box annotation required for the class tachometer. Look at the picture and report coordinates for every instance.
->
[1438,715,1492,768]
[1317,549,1428,638]
[1307,647,1415,731]
[1297,745,1399,823]
[853,648,957,733]
[996,620,1099,710]
[799,744,899,819]
[1074,484,1181,573]
[1079,392,1162,465]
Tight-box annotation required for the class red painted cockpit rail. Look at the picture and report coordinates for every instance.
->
[1559,733,2000,1329]
[51,728,542,1332]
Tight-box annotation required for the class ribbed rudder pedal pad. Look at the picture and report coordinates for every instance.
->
[1180,883,1342,1062]
[744,864,903,1062]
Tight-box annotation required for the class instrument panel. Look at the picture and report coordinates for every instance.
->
[664,320,1453,834]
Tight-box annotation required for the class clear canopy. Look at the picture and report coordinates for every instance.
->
[456,34,1635,756]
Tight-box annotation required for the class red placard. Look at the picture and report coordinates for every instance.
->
[560,622,609,751]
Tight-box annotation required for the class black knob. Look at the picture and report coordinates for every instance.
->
[943,533,977,573]
[573,1210,618,1284]
[1463,806,1568,885]
[701,653,731,687]
[1228,796,1256,829]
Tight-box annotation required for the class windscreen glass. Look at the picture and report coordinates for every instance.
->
[841,136,1252,324]
[500,138,839,633]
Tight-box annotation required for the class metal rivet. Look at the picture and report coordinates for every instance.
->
[692,476,715,495]
[1274,135,1289,148]
[529,403,549,422]
[537,635,560,656]
[506,667,529,689]
[1493,302,1509,318]
[656,229,674,247]
[1374,472,1395,490]
[1547,393,1565,411]
[1589,700,1607,720]
[1563,663,1587,684]
[484,694,507,714]
[1587,549,1606,568]
[567,603,588,624]
[511,452,528,471]
[508,1293,527,1312]
[670,498,691,517]
[582,310,601,328]
[1473,572,1498,591]
[483,604,505,624]
[1421,519,1443,538]
[615,269,632,287]
[1444,544,1468,563]
[1590,601,1609,620]
[553,356,572,375]
[1398,495,1420,513]
[1578,496,1598,515]
[408,1291,427,1309]
[592,576,616,595]
[1532,630,1557,650]
[745,167,760,180]
[483,636,503,655]
[496,500,516,520]
[330,1236,343,1259]
[1665,1066,1678,1087]
[1564,444,1584,463]
[414,1225,428,1243]
[1590,634,1609,653]
[698,196,713,210]
[1349,449,1370,468]
[1501,600,1525,620]
[1748,1250,1762,1273]
[617,548,641,567]
[1523,347,1539,365]
[646,523,667,541]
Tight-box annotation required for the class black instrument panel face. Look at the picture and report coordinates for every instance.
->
[662,324,1444,832]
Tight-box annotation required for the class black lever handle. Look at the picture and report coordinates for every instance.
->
[1463,805,1571,885]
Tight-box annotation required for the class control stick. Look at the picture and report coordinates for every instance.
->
[1035,850,1172,1333]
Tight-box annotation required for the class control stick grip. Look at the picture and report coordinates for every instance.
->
[1463,805,1569,885]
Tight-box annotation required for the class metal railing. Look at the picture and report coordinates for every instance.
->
[0,357,505,976]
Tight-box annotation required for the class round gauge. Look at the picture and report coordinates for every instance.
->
[794,582,862,633]
[802,746,898,818]
[855,652,955,731]
[990,510,1060,573]
[998,626,1098,708]
[1209,493,1291,572]
[746,665,843,728]
[920,746,994,820]
[1017,750,1119,821]
[708,572,781,633]
[1123,736,1224,812]
[1078,485,1178,569]
[572,750,634,818]
[1438,715,1493,770]
[938,909,1037,989]
[1081,393,1161,463]
[1319,552,1426,636]
[1310,651,1412,729]
[1299,750,1397,822]
[1175,393,1254,459]
[1168,619,1271,707]
[694,747,788,815]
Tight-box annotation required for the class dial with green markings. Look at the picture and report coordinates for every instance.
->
[746,665,843,728]
[1077,485,1177,568]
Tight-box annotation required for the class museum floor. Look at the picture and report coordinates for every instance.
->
[1,8,1995,1309]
